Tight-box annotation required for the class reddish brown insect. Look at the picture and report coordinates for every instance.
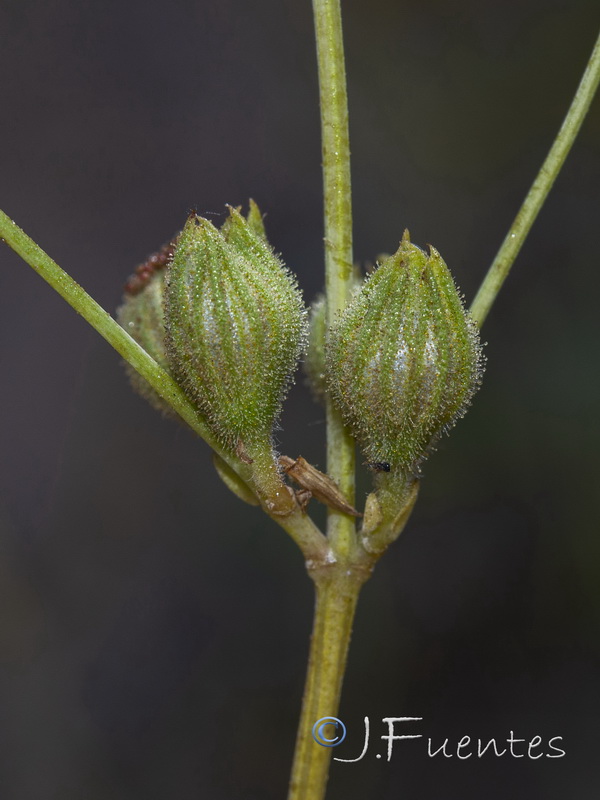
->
[123,238,178,296]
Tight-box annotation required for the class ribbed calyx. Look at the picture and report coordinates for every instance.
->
[326,231,483,474]
[164,205,307,460]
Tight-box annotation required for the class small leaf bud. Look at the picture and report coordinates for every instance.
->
[304,293,327,401]
[326,231,483,473]
[117,239,177,416]
[164,206,308,471]
[304,268,364,402]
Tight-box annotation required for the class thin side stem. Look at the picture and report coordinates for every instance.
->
[278,512,332,564]
[0,209,329,559]
[0,210,220,446]
[288,568,365,800]
[312,0,356,557]
[470,29,600,327]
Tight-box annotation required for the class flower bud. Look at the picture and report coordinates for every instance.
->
[326,231,483,473]
[304,269,364,402]
[116,239,177,416]
[164,206,307,464]
[304,293,327,401]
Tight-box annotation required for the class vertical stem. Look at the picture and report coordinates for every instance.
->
[289,6,361,796]
[470,28,600,327]
[288,570,364,800]
[312,0,356,557]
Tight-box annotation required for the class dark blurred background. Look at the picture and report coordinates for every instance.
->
[1,0,599,798]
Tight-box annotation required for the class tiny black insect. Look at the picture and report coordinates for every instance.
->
[367,461,391,472]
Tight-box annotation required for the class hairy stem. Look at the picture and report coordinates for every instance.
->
[312,0,356,557]
[470,29,600,327]
[288,567,366,800]
[0,209,328,559]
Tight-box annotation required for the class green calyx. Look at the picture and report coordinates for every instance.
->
[326,231,483,474]
[164,206,308,461]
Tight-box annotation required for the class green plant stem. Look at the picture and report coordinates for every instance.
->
[286,5,362,798]
[0,209,328,560]
[312,0,356,557]
[288,566,366,800]
[470,28,600,327]
[0,212,219,440]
